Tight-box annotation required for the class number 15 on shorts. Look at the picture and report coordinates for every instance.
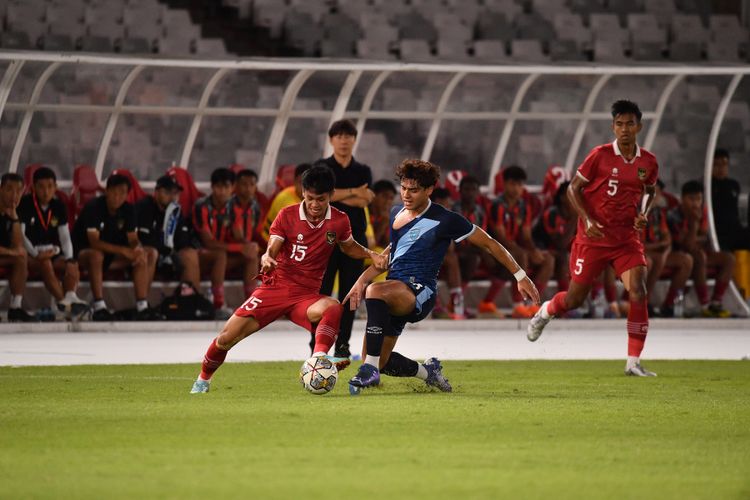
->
[574,258,584,275]
[242,296,263,311]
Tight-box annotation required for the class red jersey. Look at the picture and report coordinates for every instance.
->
[490,193,532,243]
[268,203,352,290]
[193,195,233,243]
[641,206,669,244]
[575,141,658,247]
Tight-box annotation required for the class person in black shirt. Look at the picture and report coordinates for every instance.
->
[18,167,88,318]
[711,148,749,250]
[315,119,375,359]
[0,173,35,322]
[136,174,199,291]
[73,174,158,321]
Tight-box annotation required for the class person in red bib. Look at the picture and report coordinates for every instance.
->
[527,100,660,377]
[190,165,388,393]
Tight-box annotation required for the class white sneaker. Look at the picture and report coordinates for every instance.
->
[625,362,657,377]
[527,300,552,342]
[57,294,90,317]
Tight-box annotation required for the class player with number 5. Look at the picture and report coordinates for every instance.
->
[190,165,388,393]
[527,100,660,377]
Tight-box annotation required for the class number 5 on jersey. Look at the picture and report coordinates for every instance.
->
[574,258,584,275]
[607,179,618,196]
[291,244,307,261]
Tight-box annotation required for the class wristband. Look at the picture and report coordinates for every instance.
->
[514,269,527,281]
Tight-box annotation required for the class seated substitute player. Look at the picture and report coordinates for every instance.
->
[343,159,540,393]
[135,175,199,291]
[229,168,262,299]
[483,166,553,318]
[189,165,388,394]
[667,180,735,318]
[527,100,659,377]
[73,174,158,321]
[0,173,35,322]
[193,168,243,319]
[641,180,693,317]
[532,181,577,294]
[429,187,465,318]
[18,167,88,318]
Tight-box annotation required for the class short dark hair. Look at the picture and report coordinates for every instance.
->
[554,181,570,207]
[33,166,57,183]
[1,173,23,186]
[106,174,131,191]
[210,167,235,186]
[430,187,451,201]
[611,99,642,122]
[295,163,312,178]
[373,179,396,195]
[236,169,258,181]
[459,175,480,190]
[681,180,703,196]
[396,159,441,189]
[502,165,527,182]
[328,119,357,138]
[302,165,336,194]
[656,179,665,190]
[714,148,730,160]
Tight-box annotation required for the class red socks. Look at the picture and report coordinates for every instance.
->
[627,300,648,357]
[212,284,225,309]
[200,337,229,380]
[313,304,343,354]
[695,283,709,306]
[547,292,569,316]
[712,280,729,303]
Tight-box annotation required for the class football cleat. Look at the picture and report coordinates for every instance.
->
[625,363,657,377]
[7,308,38,323]
[423,357,452,392]
[527,301,552,342]
[325,355,351,371]
[348,363,380,395]
[190,379,210,393]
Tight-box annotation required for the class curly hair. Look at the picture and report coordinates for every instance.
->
[395,159,441,188]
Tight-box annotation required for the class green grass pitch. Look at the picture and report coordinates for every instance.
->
[1,360,748,499]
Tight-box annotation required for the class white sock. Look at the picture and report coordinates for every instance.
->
[449,287,462,295]
[540,301,552,319]
[415,364,428,380]
[312,351,326,357]
[64,291,77,301]
[136,300,148,312]
[10,295,22,309]
[93,300,106,311]
[627,356,639,368]
[198,375,210,382]
[364,355,380,368]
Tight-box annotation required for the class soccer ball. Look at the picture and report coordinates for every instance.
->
[300,356,338,395]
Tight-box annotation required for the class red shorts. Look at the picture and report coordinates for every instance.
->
[569,239,647,285]
[234,284,325,330]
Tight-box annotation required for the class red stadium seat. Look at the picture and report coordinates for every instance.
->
[70,164,104,219]
[22,163,43,194]
[110,168,147,205]
[444,169,467,201]
[167,166,204,217]
[273,164,296,197]
[229,163,245,174]
[541,165,569,208]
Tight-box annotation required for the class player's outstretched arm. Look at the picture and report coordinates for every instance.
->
[260,236,283,273]
[568,175,604,239]
[467,227,540,304]
[339,239,389,271]
[342,258,389,311]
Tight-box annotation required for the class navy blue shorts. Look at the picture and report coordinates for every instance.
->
[389,278,436,336]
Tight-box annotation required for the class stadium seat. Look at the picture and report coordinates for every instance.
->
[511,40,549,62]
[706,40,741,62]
[79,35,114,53]
[399,39,433,61]
[166,166,204,216]
[70,165,104,218]
[553,13,591,49]
[273,164,297,196]
[475,11,513,42]
[473,40,510,62]
[0,32,35,50]
[356,39,394,59]
[671,14,710,44]
[593,40,628,63]
[550,40,587,61]
[444,169,468,201]
[632,42,664,61]
[110,168,147,205]
[669,41,703,61]
[119,37,152,54]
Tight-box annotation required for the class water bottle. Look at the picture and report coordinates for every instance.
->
[452,291,465,318]
[673,290,684,318]
[593,290,606,319]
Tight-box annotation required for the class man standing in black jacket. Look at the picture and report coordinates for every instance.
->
[711,148,748,251]
[315,119,375,360]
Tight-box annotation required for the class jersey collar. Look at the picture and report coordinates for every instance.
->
[612,139,641,164]
[298,202,331,228]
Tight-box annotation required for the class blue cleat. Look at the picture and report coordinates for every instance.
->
[348,363,380,395]
[190,379,210,394]
[423,357,452,392]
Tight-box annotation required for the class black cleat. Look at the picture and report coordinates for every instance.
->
[8,308,39,323]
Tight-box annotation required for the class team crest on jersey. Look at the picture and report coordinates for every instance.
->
[326,231,336,245]
[408,228,420,241]
[611,167,619,176]
[637,167,647,180]
[297,234,304,241]
[50,217,58,227]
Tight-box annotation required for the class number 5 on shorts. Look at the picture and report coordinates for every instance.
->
[574,258,584,275]
[242,296,263,311]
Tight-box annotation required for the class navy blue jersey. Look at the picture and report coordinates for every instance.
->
[388,201,475,292]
